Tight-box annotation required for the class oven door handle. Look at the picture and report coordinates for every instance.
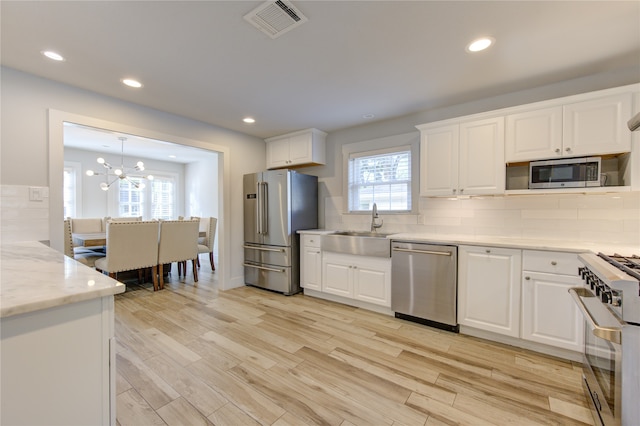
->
[569,287,622,345]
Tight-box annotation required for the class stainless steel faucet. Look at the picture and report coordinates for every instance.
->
[371,203,383,232]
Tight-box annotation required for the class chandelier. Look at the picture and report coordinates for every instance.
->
[86,137,154,191]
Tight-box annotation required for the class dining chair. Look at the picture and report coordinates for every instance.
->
[69,217,104,233]
[157,219,200,289]
[63,219,106,268]
[196,217,217,271]
[94,221,160,290]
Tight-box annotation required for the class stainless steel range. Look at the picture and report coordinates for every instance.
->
[572,253,640,426]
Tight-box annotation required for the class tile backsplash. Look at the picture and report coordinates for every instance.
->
[1,185,50,244]
[325,191,640,247]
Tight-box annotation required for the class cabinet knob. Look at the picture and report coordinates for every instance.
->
[485,249,491,254]
[551,261,557,266]
[525,276,530,280]
[460,189,464,193]
[555,148,561,153]
[565,147,571,152]
[309,239,314,243]
[453,189,457,193]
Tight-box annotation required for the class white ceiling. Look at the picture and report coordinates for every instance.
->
[2,1,639,139]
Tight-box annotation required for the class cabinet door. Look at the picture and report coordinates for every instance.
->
[506,106,563,162]
[301,246,322,291]
[563,93,633,156]
[420,124,459,196]
[522,272,584,352]
[287,133,313,166]
[458,245,521,337]
[353,257,391,307]
[266,138,290,169]
[322,252,352,297]
[458,117,505,195]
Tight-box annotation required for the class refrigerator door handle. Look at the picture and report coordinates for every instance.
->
[261,181,268,235]
[256,181,263,235]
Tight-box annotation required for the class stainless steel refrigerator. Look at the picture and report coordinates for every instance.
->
[243,170,318,295]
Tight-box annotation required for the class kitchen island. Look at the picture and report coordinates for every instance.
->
[1,241,125,426]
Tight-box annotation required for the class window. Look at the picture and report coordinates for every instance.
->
[118,178,144,217]
[150,176,175,220]
[348,147,412,212]
[63,161,82,218]
[116,173,176,220]
[63,166,77,218]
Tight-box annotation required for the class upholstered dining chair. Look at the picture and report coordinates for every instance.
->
[94,221,160,290]
[157,219,200,289]
[63,219,106,268]
[69,217,104,233]
[196,217,217,271]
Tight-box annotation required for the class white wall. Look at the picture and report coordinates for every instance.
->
[1,66,266,290]
[185,156,218,219]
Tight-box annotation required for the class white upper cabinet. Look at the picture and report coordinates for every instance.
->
[419,117,504,196]
[563,92,633,157]
[265,128,327,169]
[505,91,633,163]
[458,117,505,195]
[505,106,563,163]
[419,124,459,196]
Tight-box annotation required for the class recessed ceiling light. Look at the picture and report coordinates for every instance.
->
[243,117,256,124]
[363,114,375,119]
[168,155,177,158]
[42,50,65,61]
[121,78,143,88]
[466,37,495,53]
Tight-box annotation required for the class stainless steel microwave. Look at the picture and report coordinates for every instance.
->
[529,157,601,189]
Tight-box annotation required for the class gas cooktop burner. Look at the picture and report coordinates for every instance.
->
[598,253,640,281]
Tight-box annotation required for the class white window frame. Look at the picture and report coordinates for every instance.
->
[63,161,82,218]
[342,132,419,214]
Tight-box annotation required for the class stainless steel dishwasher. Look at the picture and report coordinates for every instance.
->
[391,241,458,332]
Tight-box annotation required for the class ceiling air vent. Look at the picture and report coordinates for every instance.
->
[243,0,308,39]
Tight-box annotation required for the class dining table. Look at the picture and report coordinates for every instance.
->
[73,230,206,248]
[72,232,106,248]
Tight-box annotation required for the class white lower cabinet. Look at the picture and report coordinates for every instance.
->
[300,235,322,291]
[521,250,584,352]
[322,252,391,307]
[458,245,522,338]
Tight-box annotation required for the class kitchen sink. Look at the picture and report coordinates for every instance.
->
[321,231,392,258]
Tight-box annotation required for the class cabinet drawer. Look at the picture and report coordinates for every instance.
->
[522,250,581,275]
[302,234,321,248]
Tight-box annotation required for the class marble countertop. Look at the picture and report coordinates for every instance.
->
[1,241,125,318]
[298,229,638,256]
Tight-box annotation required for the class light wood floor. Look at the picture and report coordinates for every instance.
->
[114,266,594,426]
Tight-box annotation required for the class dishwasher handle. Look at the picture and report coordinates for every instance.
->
[392,247,452,256]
